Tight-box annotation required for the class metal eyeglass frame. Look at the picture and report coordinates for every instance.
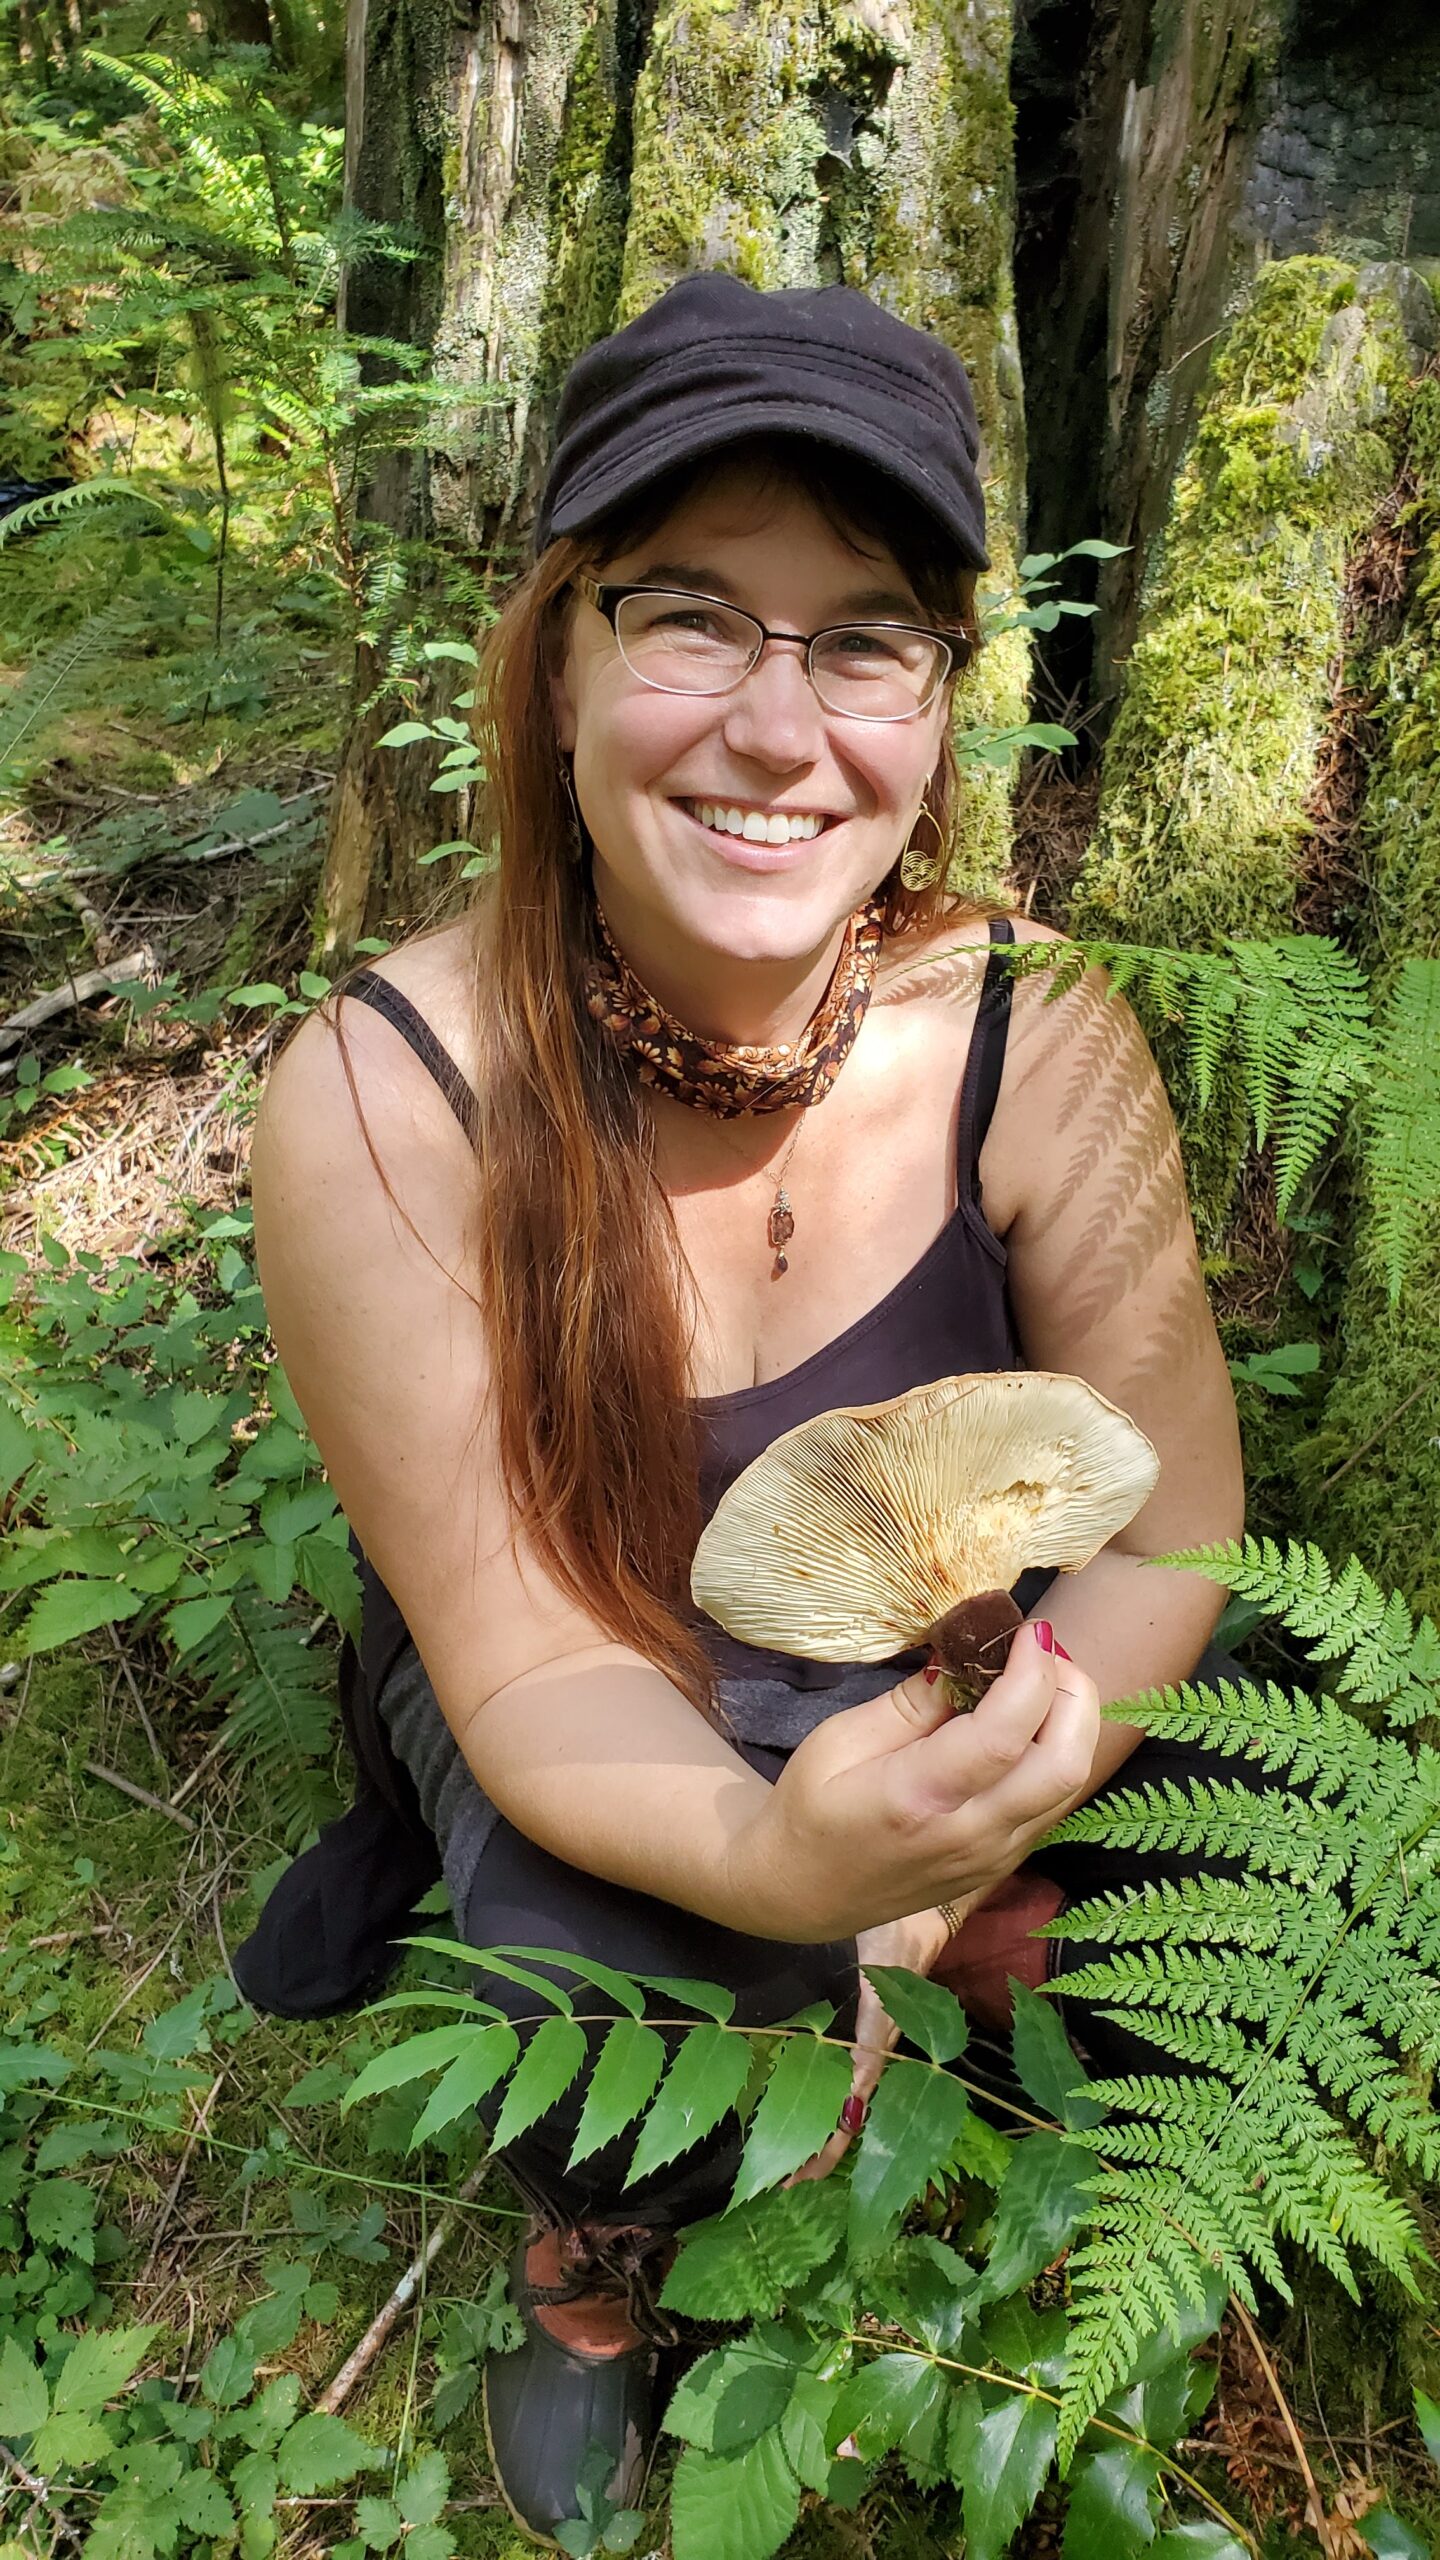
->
[574,575,970,722]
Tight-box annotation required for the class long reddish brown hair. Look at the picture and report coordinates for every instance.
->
[450,439,985,1715]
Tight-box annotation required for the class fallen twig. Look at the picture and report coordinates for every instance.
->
[111,1639,168,1779]
[0,946,158,1058]
[316,2163,491,2416]
[0,2439,86,2550]
[168,1734,229,1812]
[82,1759,197,1831]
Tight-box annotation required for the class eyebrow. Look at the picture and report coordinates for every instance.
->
[628,560,926,622]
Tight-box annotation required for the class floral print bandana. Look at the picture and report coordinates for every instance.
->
[583,896,887,1118]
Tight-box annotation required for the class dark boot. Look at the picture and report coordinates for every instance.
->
[482,2211,682,2551]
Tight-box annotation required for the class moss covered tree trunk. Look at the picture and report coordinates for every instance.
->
[316,0,1026,955]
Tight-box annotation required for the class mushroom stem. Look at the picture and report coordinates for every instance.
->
[923,1589,1024,1710]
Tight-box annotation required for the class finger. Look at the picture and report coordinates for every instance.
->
[895,1624,1061,1809]
[970,1678,1101,1835]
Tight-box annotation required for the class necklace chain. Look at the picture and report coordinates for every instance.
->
[657,1106,809,1279]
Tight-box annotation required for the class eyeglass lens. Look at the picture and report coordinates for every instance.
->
[612,590,950,719]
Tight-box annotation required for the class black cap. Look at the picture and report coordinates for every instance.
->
[535,272,988,571]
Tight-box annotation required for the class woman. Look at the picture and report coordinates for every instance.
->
[244,273,1244,2546]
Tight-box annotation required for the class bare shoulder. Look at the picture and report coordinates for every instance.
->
[258,912,484,1164]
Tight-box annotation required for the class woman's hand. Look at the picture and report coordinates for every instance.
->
[783,1904,958,2187]
[728,1621,1099,1945]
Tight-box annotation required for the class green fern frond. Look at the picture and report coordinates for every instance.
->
[188,1594,337,1841]
[0,596,147,766]
[1364,957,1440,1299]
[1160,1536,1440,1723]
[0,479,172,550]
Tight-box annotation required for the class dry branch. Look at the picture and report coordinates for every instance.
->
[316,2163,490,2415]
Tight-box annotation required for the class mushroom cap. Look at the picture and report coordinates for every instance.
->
[691,1370,1160,1663]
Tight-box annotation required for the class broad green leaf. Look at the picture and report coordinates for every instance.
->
[407,2026,517,2147]
[295,1530,362,1638]
[1360,2512,1431,2560]
[847,2056,972,2258]
[0,1403,36,1494]
[827,2353,947,2461]
[423,640,480,666]
[780,2364,844,2494]
[669,2431,802,2560]
[248,1537,296,1603]
[626,2025,753,2187]
[406,2528,457,2560]
[176,2469,236,2534]
[0,1528,133,1589]
[355,2495,403,2547]
[662,2179,847,2320]
[344,2022,480,2107]
[980,2131,1096,2302]
[200,2335,256,2408]
[486,2016,590,2151]
[51,2324,158,2415]
[1009,1982,1104,2127]
[490,1943,646,2020]
[260,1480,336,1544]
[666,2337,798,2454]
[31,2410,116,2470]
[230,2450,279,2511]
[0,2336,48,2435]
[276,2410,380,2493]
[862,1963,970,2064]
[166,1592,234,1652]
[396,2449,450,2528]
[1061,2441,1161,2558]
[143,1982,214,2060]
[568,2017,667,2165]
[628,1970,737,2022]
[26,2176,98,2259]
[1414,2386,1440,2470]
[948,2383,1059,2560]
[730,2033,852,2205]
[20,1578,146,1651]
[858,2232,977,2357]
[228,982,291,1006]
[377,721,436,747]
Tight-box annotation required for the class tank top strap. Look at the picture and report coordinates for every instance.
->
[337,970,480,1139]
[956,915,1016,1205]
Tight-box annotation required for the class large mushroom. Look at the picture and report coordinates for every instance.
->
[691,1372,1159,1706]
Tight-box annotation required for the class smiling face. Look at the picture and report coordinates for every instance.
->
[547,455,954,992]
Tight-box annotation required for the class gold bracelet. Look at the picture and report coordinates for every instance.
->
[937,1899,966,1936]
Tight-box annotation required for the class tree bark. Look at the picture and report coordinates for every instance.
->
[317,0,1026,951]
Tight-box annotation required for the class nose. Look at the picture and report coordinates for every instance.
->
[720,633,827,770]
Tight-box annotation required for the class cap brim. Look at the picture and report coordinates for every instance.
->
[544,400,990,573]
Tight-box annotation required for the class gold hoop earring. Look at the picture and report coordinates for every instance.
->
[900,800,948,892]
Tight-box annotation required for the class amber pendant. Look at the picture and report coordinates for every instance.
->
[768,1187,795,1277]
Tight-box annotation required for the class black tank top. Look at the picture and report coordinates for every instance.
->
[339,917,1024,1687]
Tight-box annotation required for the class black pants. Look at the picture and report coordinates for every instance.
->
[460,1648,1253,2231]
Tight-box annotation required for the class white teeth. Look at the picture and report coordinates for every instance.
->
[689,801,825,843]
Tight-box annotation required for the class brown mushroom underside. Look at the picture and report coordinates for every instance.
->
[924,1587,1025,1707]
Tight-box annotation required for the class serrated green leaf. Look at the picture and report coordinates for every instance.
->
[230,2449,279,2511]
[1009,1983,1104,2128]
[625,2025,753,2187]
[487,2016,590,2152]
[407,2026,518,2147]
[52,2323,158,2415]
[177,2469,235,2534]
[730,2033,852,2206]
[568,2017,667,2165]
[1061,2441,1161,2559]
[492,1944,646,2020]
[396,2448,449,2527]
[629,1971,736,2022]
[200,2335,256,2408]
[827,2353,947,2461]
[143,1982,214,2061]
[669,2431,802,2560]
[847,2057,972,2257]
[344,2023,481,2107]
[27,2176,98,2258]
[20,1579,147,1651]
[248,1537,297,1603]
[405,2527,457,2560]
[666,2337,798,2454]
[275,2409,379,2493]
[166,1592,234,1652]
[0,2336,48,2435]
[949,2383,1058,2560]
[260,1480,336,1544]
[31,2409,116,2470]
[294,1529,362,1638]
[355,2494,402,2547]
[661,2180,847,2320]
[862,1964,970,2064]
[980,2131,1095,2302]
[0,1403,37,1495]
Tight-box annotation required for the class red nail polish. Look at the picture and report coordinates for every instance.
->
[840,2094,867,2134]
[923,1663,942,1686]
[1054,1640,1072,1662]
[1032,1621,1055,1653]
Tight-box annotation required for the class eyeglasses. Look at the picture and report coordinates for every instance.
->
[576,577,970,722]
